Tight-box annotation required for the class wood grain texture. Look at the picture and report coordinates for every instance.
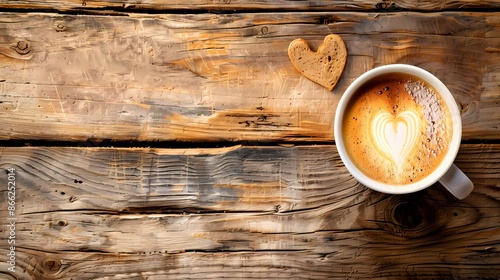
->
[0,12,499,142]
[0,0,499,11]
[0,145,499,279]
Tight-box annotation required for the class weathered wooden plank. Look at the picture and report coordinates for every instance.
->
[0,145,356,213]
[0,12,499,142]
[0,0,499,12]
[0,145,499,278]
[1,248,499,279]
[0,145,498,214]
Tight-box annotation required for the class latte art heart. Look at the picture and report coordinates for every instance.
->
[371,111,421,167]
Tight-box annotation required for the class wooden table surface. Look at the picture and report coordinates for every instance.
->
[0,1,499,279]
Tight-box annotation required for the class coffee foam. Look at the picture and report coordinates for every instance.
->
[342,73,452,185]
[405,80,449,156]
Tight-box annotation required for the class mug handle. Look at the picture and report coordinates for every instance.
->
[438,164,474,200]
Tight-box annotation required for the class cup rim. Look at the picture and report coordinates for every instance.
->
[334,64,462,194]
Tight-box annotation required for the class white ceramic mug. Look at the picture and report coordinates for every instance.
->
[334,64,473,199]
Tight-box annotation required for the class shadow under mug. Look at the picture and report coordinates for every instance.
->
[334,64,474,199]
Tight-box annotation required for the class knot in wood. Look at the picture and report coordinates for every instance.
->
[15,40,31,55]
[391,202,424,229]
[258,26,271,38]
[44,259,62,272]
[274,204,282,212]
[375,0,398,11]
[55,23,66,32]
[372,194,441,239]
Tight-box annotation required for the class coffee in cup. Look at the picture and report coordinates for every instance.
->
[334,64,473,199]
[342,72,452,185]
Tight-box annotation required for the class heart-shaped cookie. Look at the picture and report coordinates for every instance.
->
[288,34,347,90]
